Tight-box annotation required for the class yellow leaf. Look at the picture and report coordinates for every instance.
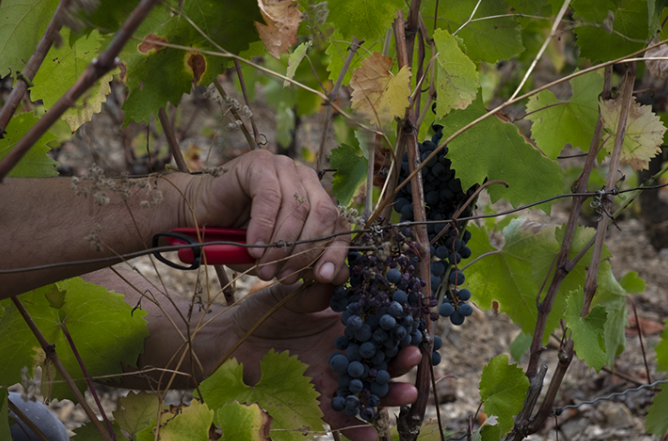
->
[254,0,303,59]
[350,52,411,126]
[600,97,667,171]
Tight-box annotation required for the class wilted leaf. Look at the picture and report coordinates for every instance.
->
[433,29,479,117]
[217,401,273,440]
[350,52,411,126]
[600,96,667,170]
[255,0,303,58]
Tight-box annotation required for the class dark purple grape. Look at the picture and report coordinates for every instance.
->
[331,396,345,411]
[457,289,471,301]
[386,268,402,284]
[330,354,349,373]
[432,351,442,365]
[459,303,473,316]
[335,336,350,350]
[439,303,455,317]
[450,311,465,325]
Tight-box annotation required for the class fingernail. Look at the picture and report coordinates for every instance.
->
[250,241,265,258]
[260,264,276,279]
[319,262,335,281]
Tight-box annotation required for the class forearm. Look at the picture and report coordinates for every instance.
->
[0,173,193,299]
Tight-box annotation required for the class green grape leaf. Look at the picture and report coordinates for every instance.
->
[593,262,630,368]
[531,225,608,304]
[329,143,368,206]
[572,0,657,62]
[504,0,547,16]
[465,220,567,343]
[0,389,9,441]
[525,70,603,158]
[646,386,668,436]
[433,29,479,118]
[199,350,325,441]
[325,30,364,86]
[565,288,608,372]
[0,0,59,76]
[619,271,646,293]
[216,401,273,441]
[327,0,405,41]
[0,277,148,402]
[480,424,501,441]
[656,320,668,372]
[284,42,311,87]
[120,1,263,126]
[31,28,116,132]
[439,94,564,212]
[423,0,524,63]
[600,96,667,171]
[159,400,214,441]
[479,354,529,435]
[509,332,532,363]
[0,113,58,177]
[72,421,129,440]
[113,391,160,437]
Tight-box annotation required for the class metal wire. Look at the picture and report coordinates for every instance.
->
[553,377,668,415]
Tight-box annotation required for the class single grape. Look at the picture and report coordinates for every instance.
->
[375,370,390,384]
[347,344,362,362]
[436,246,448,259]
[345,406,359,416]
[392,290,408,304]
[383,345,399,359]
[331,396,345,411]
[460,246,472,259]
[449,269,465,285]
[388,301,403,317]
[329,354,349,373]
[338,373,352,388]
[368,394,381,407]
[347,361,365,378]
[401,203,414,220]
[346,315,364,331]
[329,295,347,312]
[370,381,390,398]
[411,329,423,345]
[430,261,445,276]
[432,351,442,365]
[360,342,376,359]
[433,335,443,350]
[370,350,385,365]
[355,324,373,342]
[450,311,465,325]
[439,302,455,317]
[379,314,396,331]
[457,289,471,301]
[459,303,473,316]
[349,379,364,393]
[372,329,389,345]
[335,336,350,350]
[391,325,407,341]
[386,268,402,285]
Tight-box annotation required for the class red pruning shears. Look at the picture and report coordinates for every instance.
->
[152,227,255,270]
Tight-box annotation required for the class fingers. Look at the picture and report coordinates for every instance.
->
[240,152,348,284]
[387,346,422,377]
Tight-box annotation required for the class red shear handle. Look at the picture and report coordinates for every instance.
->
[165,228,256,265]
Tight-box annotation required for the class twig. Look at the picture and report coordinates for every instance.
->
[212,78,257,150]
[393,7,432,441]
[233,59,261,145]
[61,323,116,440]
[0,0,161,182]
[10,297,113,441]
[628,295,652,384]
[452,0,483,36]
[7,400,51,441]
[214,265,236,305]
[158,107,188,172]
[316,36,363,178]
[0,0,68,135]
[504,365,548,440]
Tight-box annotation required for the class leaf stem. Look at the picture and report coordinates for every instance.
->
[10,296,113,441]
[212,78,257,150]
[0,0,68,135]
[60,322,116,440]
[233,59,262,146]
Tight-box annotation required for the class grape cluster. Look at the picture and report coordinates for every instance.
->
[394,124,476,327]
[328,223,439,420]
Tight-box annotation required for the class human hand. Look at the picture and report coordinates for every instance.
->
[181,150,350,285]
[227,281,421,441]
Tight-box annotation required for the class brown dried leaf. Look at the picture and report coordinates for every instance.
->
[600,97,667,171]
[350,52,411,126]
[254,0,303,59]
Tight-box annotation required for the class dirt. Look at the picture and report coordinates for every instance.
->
[10,75,668,441]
